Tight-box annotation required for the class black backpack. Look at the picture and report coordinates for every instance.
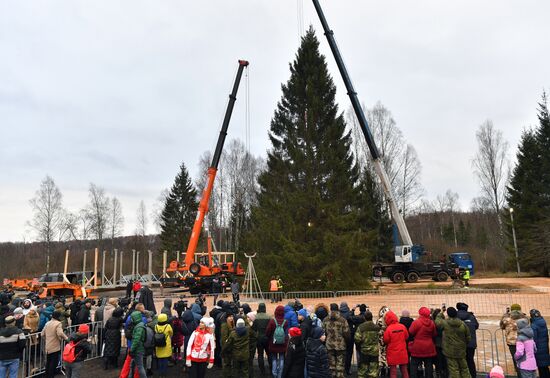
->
[154,325,167,347]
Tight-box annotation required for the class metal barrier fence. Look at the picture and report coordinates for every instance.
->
[19,321,103,378]
[238,288,550,317]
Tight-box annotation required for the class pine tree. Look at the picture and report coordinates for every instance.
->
[160,163,198,253]
[248,28,388,290]
[507,92,550,273]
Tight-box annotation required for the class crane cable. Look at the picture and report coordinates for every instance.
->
[245,65,251,154]
[297,0,304,38]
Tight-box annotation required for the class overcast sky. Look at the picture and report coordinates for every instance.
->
[1,1,549,242]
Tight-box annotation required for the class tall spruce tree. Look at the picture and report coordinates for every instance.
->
[248,28,388,289]
[507,93,550,273]
[160,163,198,253]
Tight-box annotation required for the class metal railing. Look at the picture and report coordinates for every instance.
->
[19,321,104,378]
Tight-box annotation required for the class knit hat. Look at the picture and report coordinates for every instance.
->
[4,316,15,325]
[359,304,367,314]
[446,307,458,318]
[311,326,324,339]
[489,365,504,378]
[401,309,410,317]
[13,307,23,315]
[158,313,168,323]
[246,311,257,323]
[289,327,302,338]
[201,316,215,329]
[257,303,266,313]
[78,324,89,335]
[330,303,339,311]
[456,302,468,311]
[52,311,62,320]
[236,318,245,328]
[297,309,308,318]
[510,304,521,311]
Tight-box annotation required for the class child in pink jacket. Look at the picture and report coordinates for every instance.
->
[515,319,537,378]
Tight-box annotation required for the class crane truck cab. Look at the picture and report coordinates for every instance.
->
[394,244,425,263]
[448,252,474,275]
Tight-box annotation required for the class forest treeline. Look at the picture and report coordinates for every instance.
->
[5,28,550,287]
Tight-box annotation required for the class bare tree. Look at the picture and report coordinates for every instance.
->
[28,175,64,272]
[151,189,169,233]
[109,197,124,252]
[472,120,509,215]
[445,189,460,248]
[86,183,110,248]
[136,200,147,237]
[347,102,423,216]
[398,144,424,217]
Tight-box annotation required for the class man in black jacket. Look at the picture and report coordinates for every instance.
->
[64,324,92,378]
[75,300,92,326]
[456,302,479,378]
[0,316,26,376]
[138,283,156,314]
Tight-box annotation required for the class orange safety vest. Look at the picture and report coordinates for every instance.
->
[270,280,278,292]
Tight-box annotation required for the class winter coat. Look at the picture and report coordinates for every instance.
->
[42,318,68,354]
[354,320,380,357]
[531,316,550,367]
[299,316,313,342]
[314,304,329,323]
[500,310,528,346]
[323,311,350,352]
[283,336,305,378]
[0,324,26,360]
[253,306,271,346]
[436,315,471,359]
[129,311,146,355]
[75,306,91,325]
[515,319,537,371]
[284,305,299,328]
[67,332,92,363]
[266,306,289,354]
[55,304,69,329]
[457,309,479,349]
[305,338,331,378]
[223,326,249,361]
[138,286,156,314]
[383,311,409,366]
[181,309,199,354]
[103,304,116,326]
[154,321,173,358]
[220,321,234,354]
[171,317,184,348]
[186,327,215,363]
[38,305,54,331]
[408,308,437,358]
[103,315,123,358]
[191,304,203,322]
[23,310,39,333]
[399,316,414,331]
[211,278,222,294]
[160,299,172,319]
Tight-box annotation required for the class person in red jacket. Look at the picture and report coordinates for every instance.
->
[408,307,437,378]
[266,305,289,378]
[383,310,410,378]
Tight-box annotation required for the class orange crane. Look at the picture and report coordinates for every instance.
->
[165,60,248,293]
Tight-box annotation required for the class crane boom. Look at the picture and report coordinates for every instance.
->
[184,60,249,268]
[311,0,413,246]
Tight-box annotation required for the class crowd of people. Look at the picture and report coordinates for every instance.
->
[1,282,550,378]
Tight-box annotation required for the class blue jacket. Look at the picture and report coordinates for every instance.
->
[284,305,299,328]
[531,317,550,367]
[124,313,147,349]
[191,304,202,322]
[38,305,54,332]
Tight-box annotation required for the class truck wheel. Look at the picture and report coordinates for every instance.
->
[406,271,419,283]
[391,272,405,283]
[189,263,201,276]
[436,271,449,282]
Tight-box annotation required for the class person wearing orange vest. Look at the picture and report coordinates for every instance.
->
[269,277,279,303]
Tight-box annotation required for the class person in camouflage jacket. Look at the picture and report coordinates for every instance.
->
[436,307,471,378]
[354,311,380,378]
[322,303,350,378]
[500,304,528,376]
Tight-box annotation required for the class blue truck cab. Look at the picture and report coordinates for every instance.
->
[449,252,474,275]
